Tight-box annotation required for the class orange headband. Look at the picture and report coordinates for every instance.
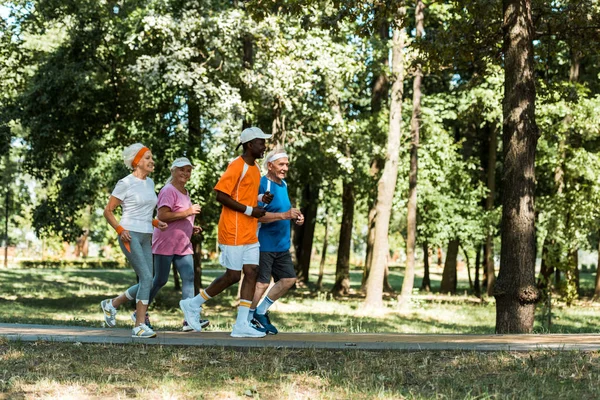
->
[131,147,150,168]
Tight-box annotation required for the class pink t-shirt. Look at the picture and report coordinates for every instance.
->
[152,183,195,256]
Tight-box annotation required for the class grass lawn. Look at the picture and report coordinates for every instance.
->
[1,263,600,399]
[1,263,599,334]
[1,340,600,399]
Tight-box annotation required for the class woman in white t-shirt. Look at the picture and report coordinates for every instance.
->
[100,143,167,339]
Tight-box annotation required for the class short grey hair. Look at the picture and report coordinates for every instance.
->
[122,143,147,170]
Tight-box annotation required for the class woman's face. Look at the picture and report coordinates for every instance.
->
[136,150,155,173]
[172,165,192,185]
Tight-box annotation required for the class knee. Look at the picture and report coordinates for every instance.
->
[224,269,242,284]
[153,276,168,288]
[243,265,258,280]
[256,282,270,291]
[281,277,296,289]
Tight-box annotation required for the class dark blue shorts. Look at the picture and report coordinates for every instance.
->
[257,250,296,283]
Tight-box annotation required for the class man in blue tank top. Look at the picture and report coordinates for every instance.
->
[249,147,304,334]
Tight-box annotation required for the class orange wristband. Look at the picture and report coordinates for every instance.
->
[116,225,125,235]
[152,219,160,228]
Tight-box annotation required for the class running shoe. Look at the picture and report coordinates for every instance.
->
[231,320,267,338]
[179,299,203,331]
[100,299,117,328]
[131,311,153,330]
[131,323,157,338]
[182,319,210,332]
[253,312,278,335]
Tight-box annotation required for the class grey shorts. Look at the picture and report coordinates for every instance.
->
[257,250,296,284]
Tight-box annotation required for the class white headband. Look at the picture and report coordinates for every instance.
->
[268,153,289,163]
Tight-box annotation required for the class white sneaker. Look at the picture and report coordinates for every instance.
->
[132,323,156,338]
[100,299,117,328]
[231,321,267,338]
[179,299,202,331]
[183,319,210,332]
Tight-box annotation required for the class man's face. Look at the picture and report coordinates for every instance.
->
[249,138,267,158]
[268,157,289,180]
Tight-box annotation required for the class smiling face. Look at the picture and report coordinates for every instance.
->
[268,157,289,181]
[248,138,267,159]
[171,165,192,186]
[135,150,155,173]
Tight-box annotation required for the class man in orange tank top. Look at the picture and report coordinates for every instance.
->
[179,127,274,337]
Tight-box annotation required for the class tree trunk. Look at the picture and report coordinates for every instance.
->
[242,32,253,129]
[421,241,431,292]
[474,244,481,297]
[362,204,377,289]
[188,94,203,294]
[332,182,354,296]
[363,10,406,309]
[363,8,390,290]
[399,0,424,309]
[495,0,539,333]
[537,238,553,290]
[485,125,497,296]
[191,234,203,293]
[462,244,473,290]
[317,208,329,290]
[440,239,459,294]
[594,237,600,300]
[294,183,319,284]
[437,247,443,268]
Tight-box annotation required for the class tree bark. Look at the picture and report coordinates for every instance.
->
[495,0,539,334]
[474,244,481,297]
[363,8,390,289]
[362,204,377,289]
[364,10,406,309]
[537,238,554,290]
[594,236,600,300]
[421,241,431,292]
[187,95,203,294]
[440,239,459,294]
[399,0,424,309]
[317,208,329,290]
[294,183,319,284]
[332,181,354,296]
[485,125,497,296]
[242,32,254,129]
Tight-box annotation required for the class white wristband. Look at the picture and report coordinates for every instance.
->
[257,194,264,202]
[244,206,253,216]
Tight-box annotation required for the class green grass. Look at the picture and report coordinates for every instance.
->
[1,340,600,399]
[0,265,599,334]
[2,266,600,399]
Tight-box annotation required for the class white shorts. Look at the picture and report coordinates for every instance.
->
[218,242,260,271]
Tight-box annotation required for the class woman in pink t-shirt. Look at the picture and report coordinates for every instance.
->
[149,157,209,331]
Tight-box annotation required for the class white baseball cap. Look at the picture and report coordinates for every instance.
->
[240,127,272,144]
[171,157,193,169]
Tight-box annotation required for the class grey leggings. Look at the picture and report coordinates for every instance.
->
[150,254,195,303]
[119,232,153,305]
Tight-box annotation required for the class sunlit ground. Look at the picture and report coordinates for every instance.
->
[1,262,599,334]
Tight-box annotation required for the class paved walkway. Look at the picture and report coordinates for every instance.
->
[1,323,600,350]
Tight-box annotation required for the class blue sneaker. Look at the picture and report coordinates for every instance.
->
[253,312,278,335]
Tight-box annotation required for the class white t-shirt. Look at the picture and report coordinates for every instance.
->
[111,174,157,234]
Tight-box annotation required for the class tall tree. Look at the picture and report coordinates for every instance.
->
[399,0,424,308]
[364,9,406,308]
[494,0,539,333]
